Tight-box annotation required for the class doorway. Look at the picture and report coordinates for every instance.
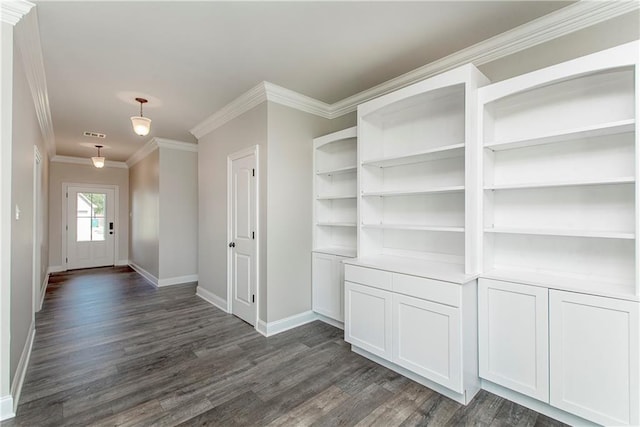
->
[64,184,117,270]
[227,146,259,326]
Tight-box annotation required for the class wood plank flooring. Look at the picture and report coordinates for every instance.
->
[1,266,567,426]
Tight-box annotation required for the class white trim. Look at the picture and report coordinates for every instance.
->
[125,137,196,168]
[128,261,158,287]
[38,270,49,311]
[190,1,640,137]
[48,265,64,273]
[115,259,129,266]
[258,311,318,337]
[157,274,198,287]
[314,312,344,330]
[1,0,34,27]
[14,6,55,157]
[61,183,119,271]
[0,395,14,421]
[51,155,127,169]
[11,321,34,414]
[227,145,260,326]
[482,380,598,427]
[32,145,42,314]
[196,286,228,313]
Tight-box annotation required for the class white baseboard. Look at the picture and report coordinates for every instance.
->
[158,274,198,287]
[314,312,344,330]
[196,286,228,312]
[48,265,64,273]
[258,310,318,337]
[11,321,35,414]
[0,395,14,421]
[481,380,597,427]
[38,271,49,312]
[128,262,158,286]
[115,259,129,266]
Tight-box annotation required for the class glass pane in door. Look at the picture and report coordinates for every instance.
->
[76,192,106,242]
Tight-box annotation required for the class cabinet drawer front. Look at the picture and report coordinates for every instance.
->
[344,265,392,290]
[393,273,460,307]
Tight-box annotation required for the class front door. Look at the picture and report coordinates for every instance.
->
[66,186,115,269]
[229,149,257,325]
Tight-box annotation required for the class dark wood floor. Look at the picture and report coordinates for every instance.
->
[2,266,567,426]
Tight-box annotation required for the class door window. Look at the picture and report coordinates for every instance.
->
[76,192,106,242]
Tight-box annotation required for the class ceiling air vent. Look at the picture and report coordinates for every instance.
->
[83,131,106,139]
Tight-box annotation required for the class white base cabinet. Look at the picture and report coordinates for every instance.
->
[312,252,348,324]
[478,278,549,402]
[549,290,639,426]
[344,263,479,403]
[479,278,639,426]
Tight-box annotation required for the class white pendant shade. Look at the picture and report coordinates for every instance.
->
[91,156,105,168]
[131,116,152,136]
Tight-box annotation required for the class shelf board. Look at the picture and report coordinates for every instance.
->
[344,255,476,284]
[483,267,638,302]
[362,186,465,197]
[363,223,464,233]
[316,165,357,176]
[485,176,635,191]
[485,227,635,240]
[313,247,357,258]
[485,119,635,151]
[362,143,464,168]
[316,195,357,200]
[316,222,357,228]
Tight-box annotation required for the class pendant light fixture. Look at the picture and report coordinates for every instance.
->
[131,97,151,136]
[91,145,105,168]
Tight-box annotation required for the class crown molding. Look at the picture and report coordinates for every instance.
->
[190,0,640,136]
[329,1,640,117]
[126,137,196,168]
[51,155,128,169]
[14,6,56,158]
[1,0,34,26]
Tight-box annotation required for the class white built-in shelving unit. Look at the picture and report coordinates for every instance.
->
[356,64,489,283]
[312,127,357,326]
[479,41,639,302]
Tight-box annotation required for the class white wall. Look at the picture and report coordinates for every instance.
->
[9,19,49,389]
[198,103,269,318]
[0,20,14,404]
[265,103,354,322]
[159,147,198,280]
[129,149,159,278]
[49,162,129,269]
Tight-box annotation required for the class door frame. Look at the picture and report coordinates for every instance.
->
[61,182,119,271]
[32,145,43,313]
[226,145,260,326]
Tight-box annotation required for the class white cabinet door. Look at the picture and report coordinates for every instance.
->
[478,279,549,402]
[392,294,462,392]
[345,281,392,359]
[549,290,639,426]
[312,253,344,321]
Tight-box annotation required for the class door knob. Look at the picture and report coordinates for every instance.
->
[229,242,236,248]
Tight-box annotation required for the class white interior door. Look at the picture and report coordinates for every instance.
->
[229,150,256,325]
[66,186,115,269]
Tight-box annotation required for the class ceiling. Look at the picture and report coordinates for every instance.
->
[35,1,572,162]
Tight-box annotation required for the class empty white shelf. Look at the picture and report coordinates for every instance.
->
[363,223,464,233]
[316,194,357,200]
[485,119,635,151]
[362,186,465,197]
[485,176,634,191]
[362,143,464,168]
[316,222,357,227]
[485,227,635,240]
[313,247,357,258]
[316,165,357,176]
